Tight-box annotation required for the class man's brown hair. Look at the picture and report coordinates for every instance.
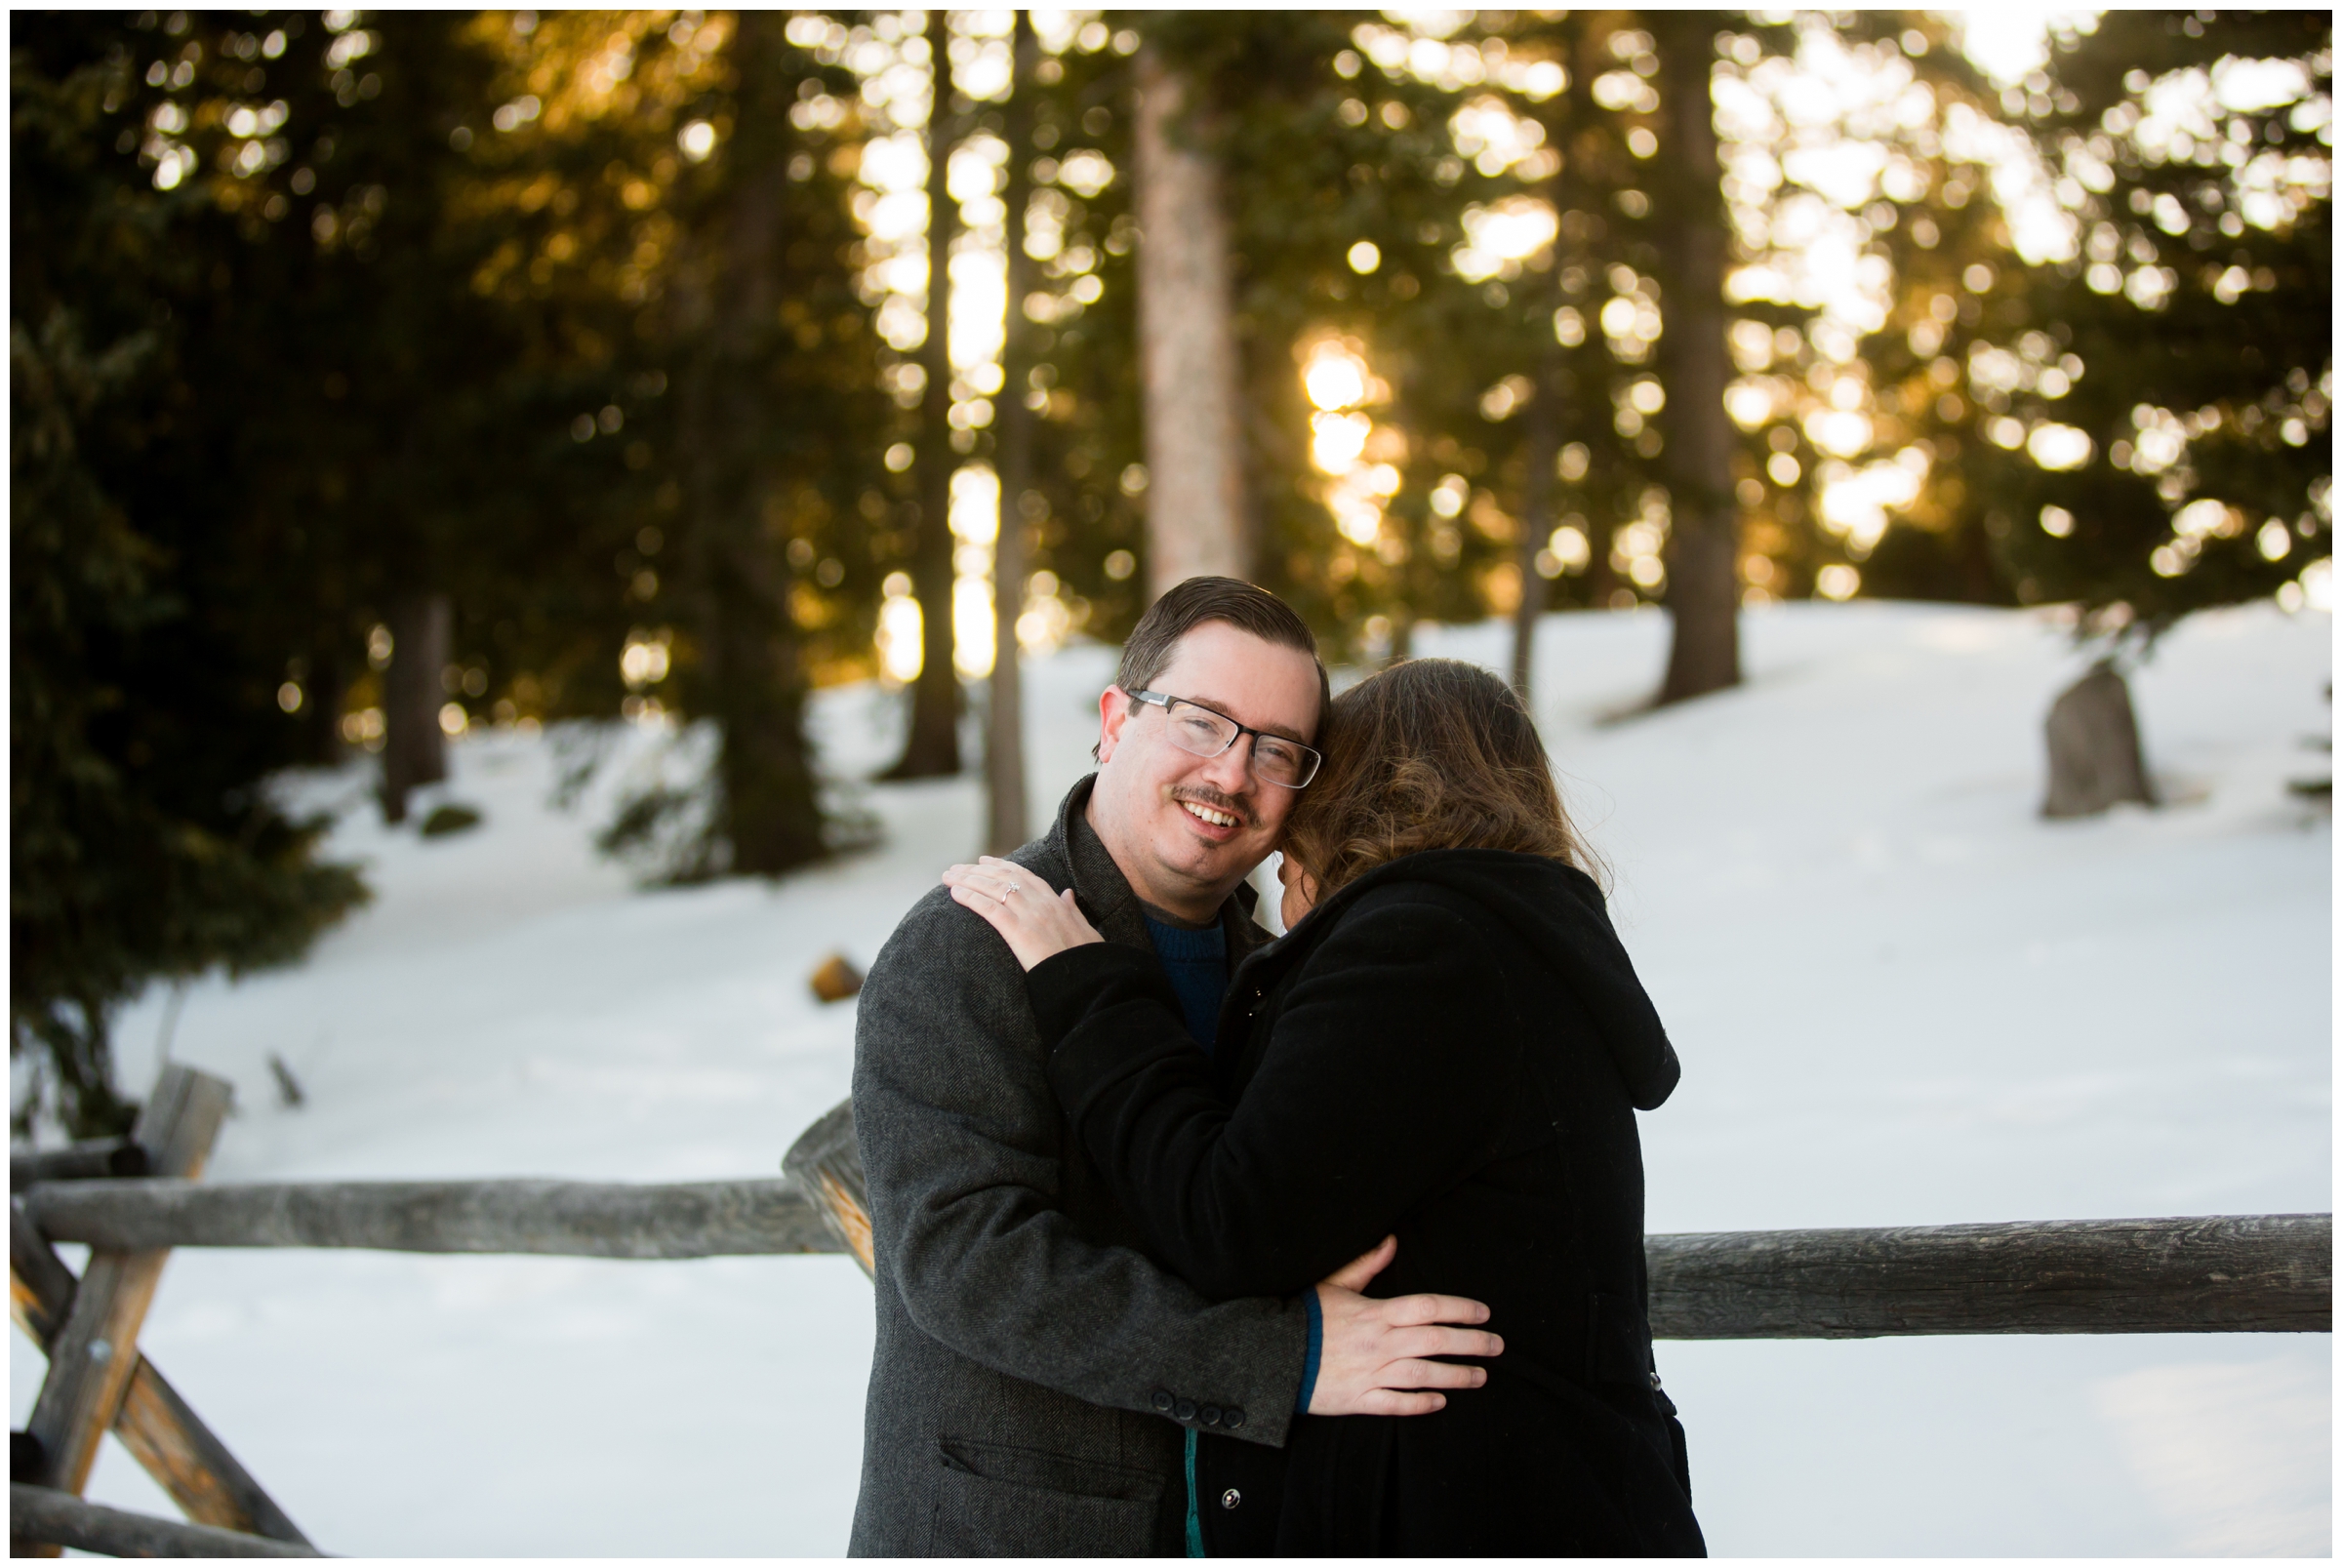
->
[1283,657,1595,902]
[1098,577,1330,758]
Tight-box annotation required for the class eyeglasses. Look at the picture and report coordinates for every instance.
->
[1128,690,1322,788]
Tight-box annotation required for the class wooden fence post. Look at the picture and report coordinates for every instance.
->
[782,1099,873,1277]
[17,1065,232,1555]
[11,1205,311,1545]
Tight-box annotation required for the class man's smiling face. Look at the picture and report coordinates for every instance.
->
[1087,620,1323,923]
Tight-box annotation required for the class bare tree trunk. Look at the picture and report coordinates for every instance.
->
[705,558,823,872]
[1510,333,1564,698]
[1514,22,1613,691]
[1555,26,1607,623]
[1134,46,1247,600]
[986,15,1037,854]
[885,80,962,778]
[680,12,826,873]
[1585,526,1620,605]
[379,592,448,824]
[1651,14,1741,704]
[295,634,347,768]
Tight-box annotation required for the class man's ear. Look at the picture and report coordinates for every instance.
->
[1096,685,1133,764]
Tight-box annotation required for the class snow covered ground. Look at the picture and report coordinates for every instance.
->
[12,599,2331,1556]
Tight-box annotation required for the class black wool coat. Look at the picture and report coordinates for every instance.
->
[1032,848,1706,1557]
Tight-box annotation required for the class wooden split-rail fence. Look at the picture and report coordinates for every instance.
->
[9,1068,2332,1557]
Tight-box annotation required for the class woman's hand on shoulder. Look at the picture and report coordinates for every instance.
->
[943,857,1104,972]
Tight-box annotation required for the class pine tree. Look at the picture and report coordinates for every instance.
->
[12,9,897,1142]
[447,10,884,873]
[12,15,370,1135]
[1980,12,2331,634]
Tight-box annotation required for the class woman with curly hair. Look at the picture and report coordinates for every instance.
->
[946,657,1703,1556]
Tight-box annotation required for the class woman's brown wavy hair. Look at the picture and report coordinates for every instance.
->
[1282,658,1595,903]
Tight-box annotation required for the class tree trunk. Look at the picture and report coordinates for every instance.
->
[1651,15,1741,704]
[1134,46,1247,600]
[299,643,346,767]
[682,12,826,873]
[1511,39,1606,698]
[884,84,962,779]
[379,591,448,824]
[2042,660,2156,818]
[1555,29,1610,619]
[1509,333,1564,698]
[705,544,824,873]
[986,15,1037,855]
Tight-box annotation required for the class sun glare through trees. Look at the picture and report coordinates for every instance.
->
[11,9,2330,1136]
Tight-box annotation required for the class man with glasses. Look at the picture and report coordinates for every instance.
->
[849,577,1497,1555]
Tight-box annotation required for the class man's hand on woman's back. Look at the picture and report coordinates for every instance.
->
[1308,1235,1503,1417]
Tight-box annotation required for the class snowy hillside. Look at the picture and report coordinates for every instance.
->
[12,600,2330,1556]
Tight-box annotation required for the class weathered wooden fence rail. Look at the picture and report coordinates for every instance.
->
[10,1137,149,1189]
[1643,1212,2328,1338]
[11,1070,2331,1558]
[21,1178,2331,1338]
[7,1485,320,1559]
[21,1176,838,1260]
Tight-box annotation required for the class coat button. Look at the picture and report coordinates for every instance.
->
[1173,1398,1197,1422]
[1221,1488,1242,1510]
[1198,1405,1222,1427]
[1221,1407,1244,1429]
[1151,1389,1174,1413]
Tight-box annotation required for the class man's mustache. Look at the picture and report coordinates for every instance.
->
[1167,784,1254,828]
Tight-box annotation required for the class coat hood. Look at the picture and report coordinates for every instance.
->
[1283,848,1682,1110]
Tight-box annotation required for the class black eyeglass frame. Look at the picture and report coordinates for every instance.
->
[1126,689,1323,788]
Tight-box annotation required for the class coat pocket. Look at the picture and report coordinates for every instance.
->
[929,1437,1166,1557]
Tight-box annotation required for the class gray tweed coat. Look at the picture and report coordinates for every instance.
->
[848,776,1307,1556]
